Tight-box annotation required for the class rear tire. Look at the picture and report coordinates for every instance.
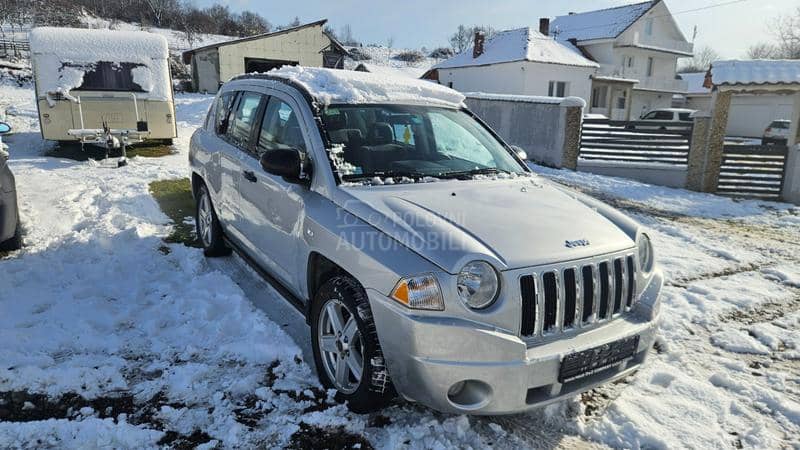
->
[0,221,22,251]
[310,276,395,413]
[195,184,230,257]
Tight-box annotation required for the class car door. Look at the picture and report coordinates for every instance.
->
[219,90,267,241]
[201,90,240,226]
[237,93,308,288]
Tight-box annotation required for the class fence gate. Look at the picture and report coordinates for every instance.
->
[579,118,693,165]
[716,145,788,200]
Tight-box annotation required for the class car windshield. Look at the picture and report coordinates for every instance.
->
[321,104,526,181]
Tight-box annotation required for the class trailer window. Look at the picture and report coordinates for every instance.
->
[71,61,146,92]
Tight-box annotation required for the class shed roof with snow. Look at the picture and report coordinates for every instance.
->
[551,1,656,42]
[708,60,800,88]
[433,27,598,70]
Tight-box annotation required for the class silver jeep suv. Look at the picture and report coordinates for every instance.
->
[189,67,663,415]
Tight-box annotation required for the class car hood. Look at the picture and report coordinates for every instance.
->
[337,177,634,274]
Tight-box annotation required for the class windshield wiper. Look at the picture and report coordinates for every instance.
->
[434,167,513,179]
[342,171,426,181]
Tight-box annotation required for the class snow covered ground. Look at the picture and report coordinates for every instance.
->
[1,75,799,449]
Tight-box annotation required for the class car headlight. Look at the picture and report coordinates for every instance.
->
[637,233,654,273]
[390,274,444,310]
[457,261,500,310]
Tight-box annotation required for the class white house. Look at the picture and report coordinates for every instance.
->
[678,71,795,137]
[552,0,693,119]
[426,25,599,103]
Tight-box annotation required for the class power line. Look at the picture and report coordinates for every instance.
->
[552,0,750,37]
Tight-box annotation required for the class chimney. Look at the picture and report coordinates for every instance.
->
[473,31,485,59]
[539,18,550,36]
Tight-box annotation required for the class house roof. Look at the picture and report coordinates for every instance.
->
[181,19,346,63]
[679,72,710,94]
[709,60,800,87]
[551,1,656,42]
[432,27,598,70]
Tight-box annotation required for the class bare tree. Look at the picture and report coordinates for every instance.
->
[386,35,395,49]
[142,0,179,28]
[678,45,720,73]
[771,6,800,59]
[237,11,271,36]
[747,42,779,59]
[449,25,495,53]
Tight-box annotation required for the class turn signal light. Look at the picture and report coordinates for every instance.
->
[390,274,444,311]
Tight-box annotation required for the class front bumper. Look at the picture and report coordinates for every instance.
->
[370,270,662,415]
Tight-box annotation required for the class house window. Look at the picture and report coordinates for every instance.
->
[591,86,608,108]
[646,57,654,77]
[548,81,568,97]
[617,90,627,110]
[644,18,653,36]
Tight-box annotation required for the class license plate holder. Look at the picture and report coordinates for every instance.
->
[558,335,640,383]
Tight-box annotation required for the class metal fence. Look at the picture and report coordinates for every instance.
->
[717,145,788,201]
[0,38,30,57]
[580,118,693,165]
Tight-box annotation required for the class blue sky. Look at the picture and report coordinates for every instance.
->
[192,0,794,58]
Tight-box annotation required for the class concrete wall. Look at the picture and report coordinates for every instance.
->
[217,26,329,83]
[577,160,688,188]
[438,61,595,106]
[465,93,585,169]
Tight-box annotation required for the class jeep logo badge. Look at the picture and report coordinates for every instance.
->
[565,239,590,248]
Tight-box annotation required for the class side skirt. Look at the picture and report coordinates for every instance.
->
[223,236,309,319]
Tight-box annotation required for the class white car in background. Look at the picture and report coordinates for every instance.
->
[630,108,695,131]
[762,120,790,145]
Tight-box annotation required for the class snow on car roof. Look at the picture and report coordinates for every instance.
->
[710,60,800,87]
[433,27,598,70]
[29,27,169,62]
[265,66,466,107]
[551,1,654,42]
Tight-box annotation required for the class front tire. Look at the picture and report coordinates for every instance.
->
[195,184,230,257]
[0,221,21,251]
[310,276,395,413]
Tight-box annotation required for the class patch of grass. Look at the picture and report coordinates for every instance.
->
[148,178,200,248]
[47,141,175,161]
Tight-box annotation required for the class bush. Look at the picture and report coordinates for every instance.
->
[392,50,425,63]
[347,47,372,61]
[429,47,454,59]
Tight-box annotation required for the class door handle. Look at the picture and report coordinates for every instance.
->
[242,170,257,182]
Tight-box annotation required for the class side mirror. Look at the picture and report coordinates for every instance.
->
[0,122,11,136]
[260,148,309,183]
[511,145,527,161]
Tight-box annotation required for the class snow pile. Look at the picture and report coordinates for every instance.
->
[710,60,800,87]
[343,46,440,73]
[551,1,655,42]
[29,27,171,102]
[267,66,465,107]
[434,27,598,70]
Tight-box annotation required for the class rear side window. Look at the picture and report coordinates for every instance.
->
[678,112,692,121]
[654,111,673,120]
[227,91,264,148]
[257,97,306,155]
[214,92,236,135]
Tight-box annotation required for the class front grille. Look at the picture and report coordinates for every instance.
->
[519,253,637,338]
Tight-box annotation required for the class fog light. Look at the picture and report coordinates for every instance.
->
[447,381,466,397]
[446,379,492,410]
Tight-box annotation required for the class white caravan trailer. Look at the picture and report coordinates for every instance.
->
[29,27,177,151]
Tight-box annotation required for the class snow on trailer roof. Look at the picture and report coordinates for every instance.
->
[710,60,800,87]
[263,66,466,108]
[551,1,655,42]
[29,27,169,62]
[433,27,598,70]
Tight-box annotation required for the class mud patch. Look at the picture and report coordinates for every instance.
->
[157,429,215,449]
[719,295,800,325]
[288,423,373,450]
[0,391,135,423]
[46,141,175,161]
[148,178,199,248]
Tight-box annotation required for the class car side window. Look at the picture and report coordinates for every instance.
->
[642,111,657,120]
[654,111,673,120]
[257,97,306,156]
[214,92,236,135]
[226,91,264,149]
[678,112,691,121]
